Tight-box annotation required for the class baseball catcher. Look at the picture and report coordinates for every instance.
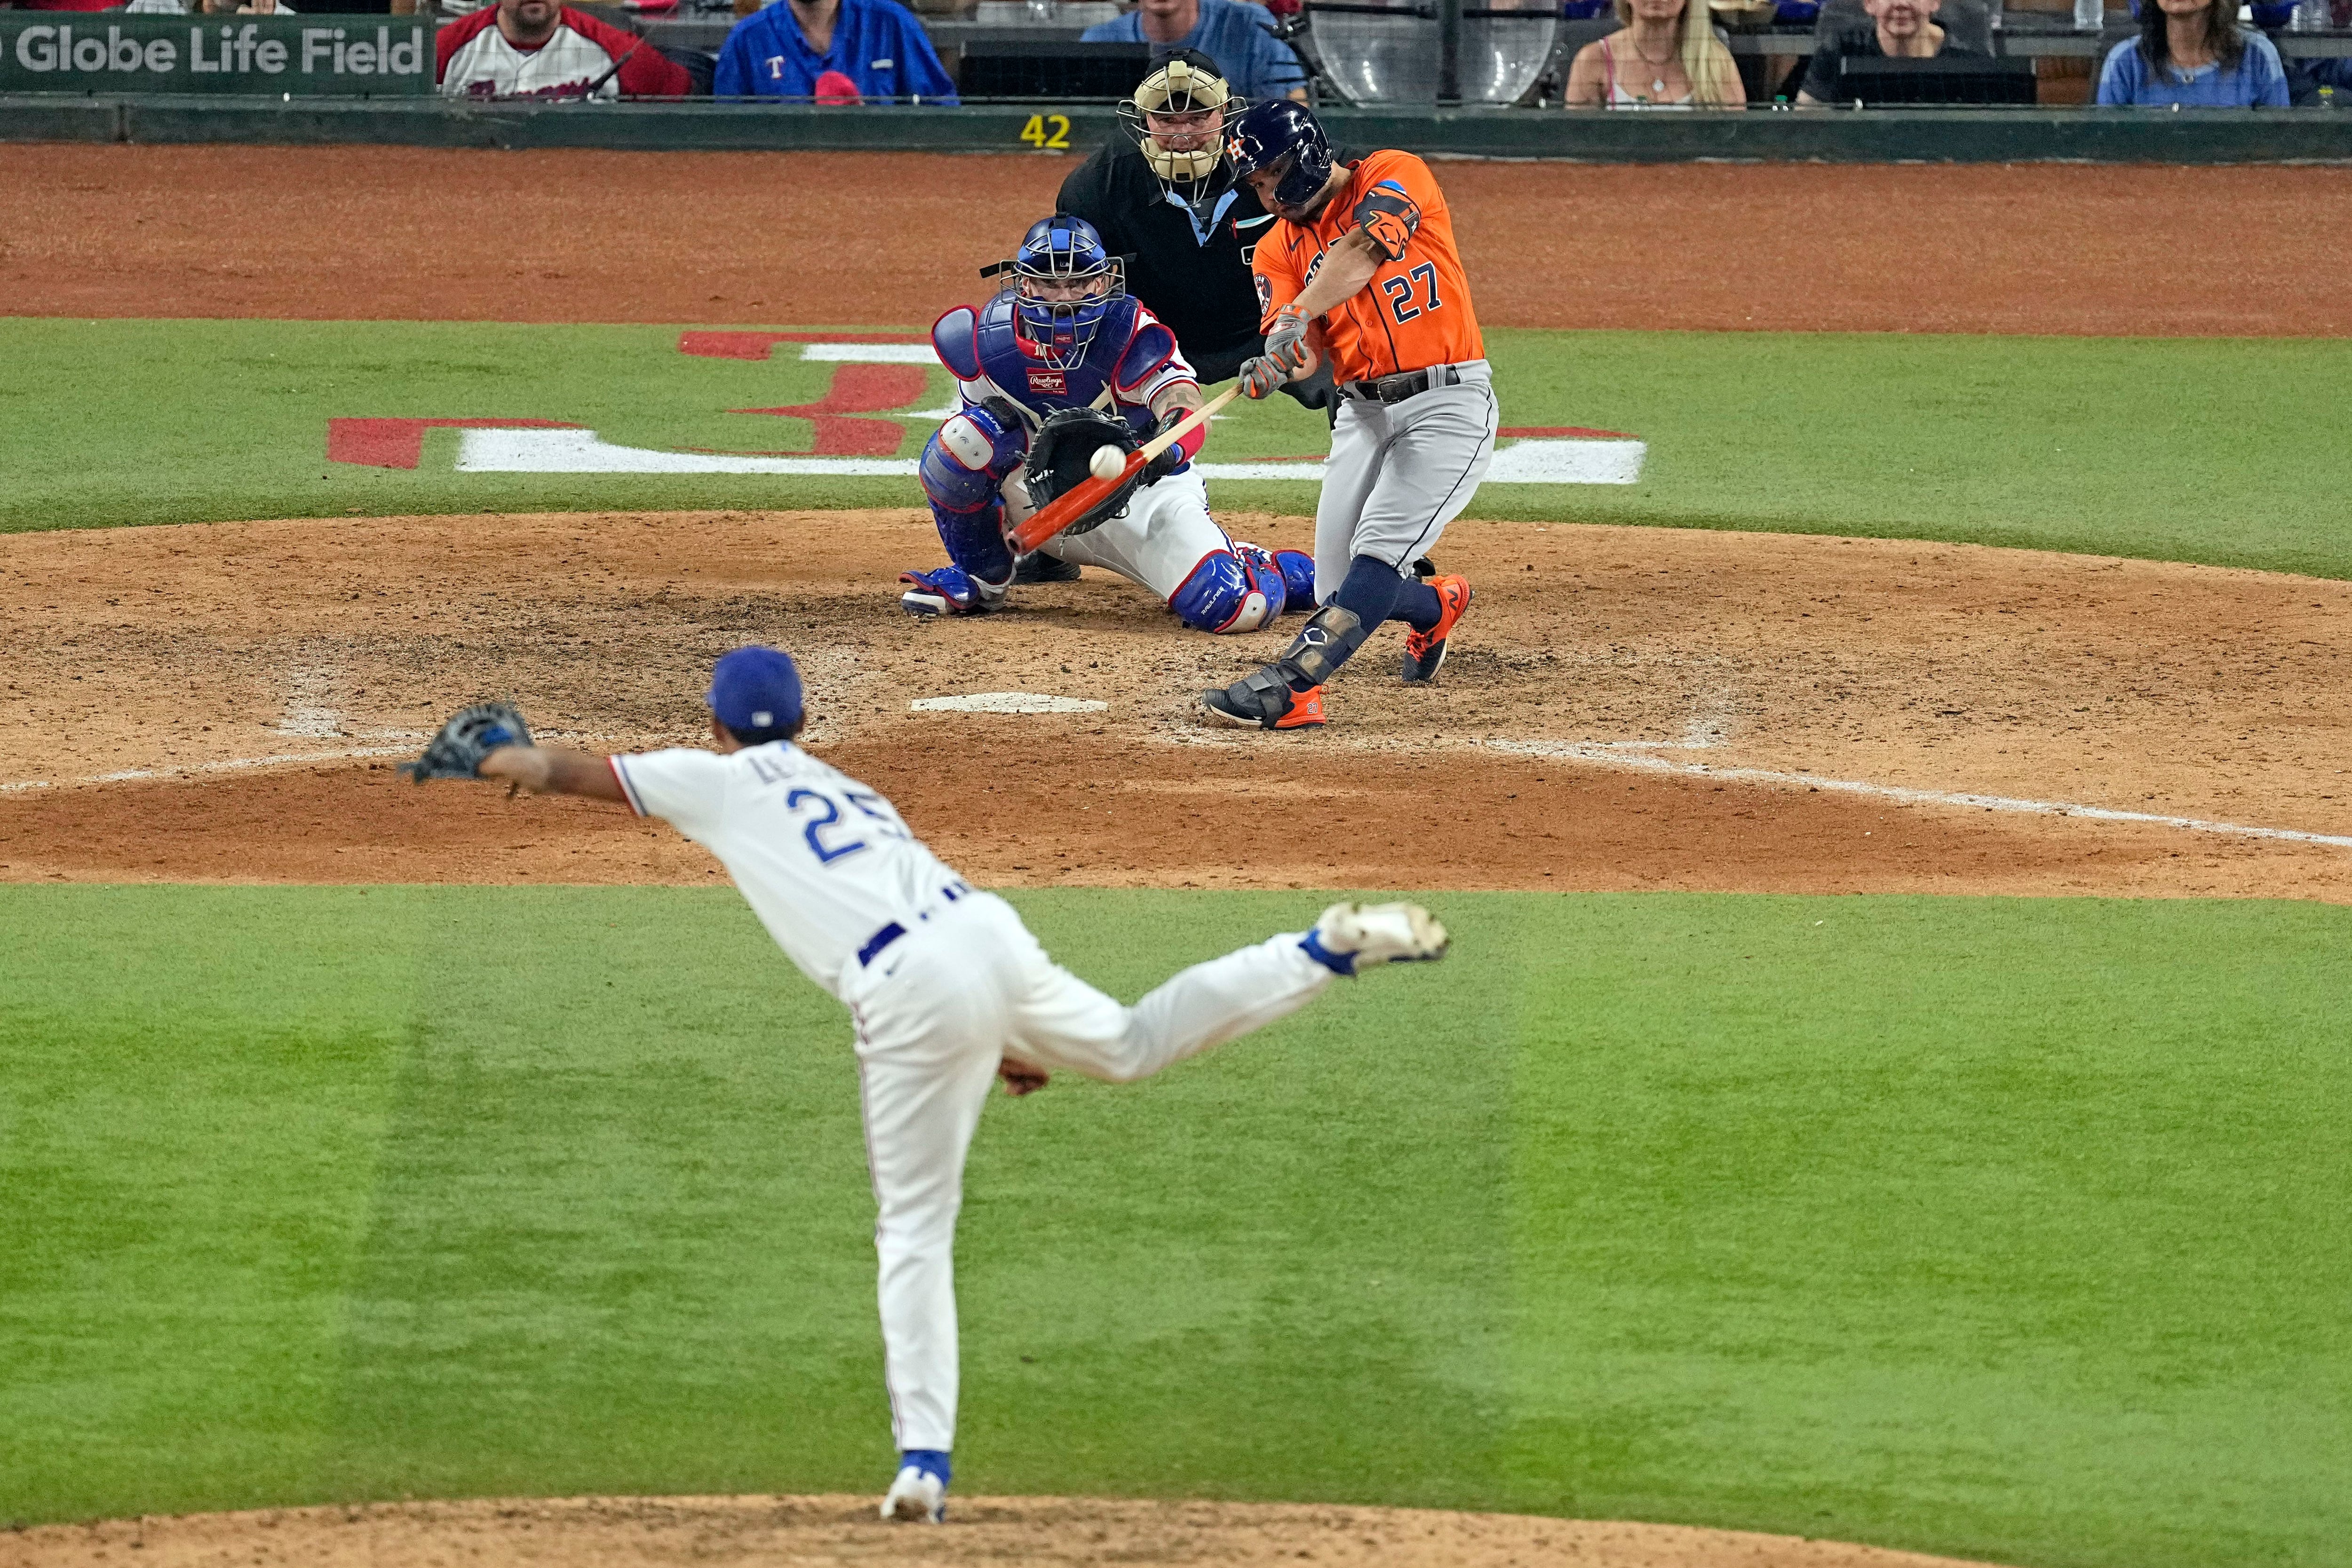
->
[898,213,1316,636]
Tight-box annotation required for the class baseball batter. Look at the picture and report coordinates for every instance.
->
[901,214,1317,636]
[1200,102,1497,732]
[396,653,1450,1524]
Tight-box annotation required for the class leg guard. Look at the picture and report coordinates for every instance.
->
[1176,546,1285,634]
[1278,602,1369,687]
[918,406,1027,589]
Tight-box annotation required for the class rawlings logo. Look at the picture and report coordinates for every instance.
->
[1027,370,1066,395]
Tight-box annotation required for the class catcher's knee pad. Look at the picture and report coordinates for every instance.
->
[919,405,1025,515]
[1268,547,1317,612]
[1172,546,1283,634]
[1233,542,1316,614]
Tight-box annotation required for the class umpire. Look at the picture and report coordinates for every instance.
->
[1056,51,1336,413]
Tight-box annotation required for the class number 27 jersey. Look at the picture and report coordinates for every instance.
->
[612,742,968,998]
[1252,149,1484,386]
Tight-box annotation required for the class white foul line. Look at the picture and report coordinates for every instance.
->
[6,736,2344,856]
[1472,739,2352,851]
[0,746,418,795]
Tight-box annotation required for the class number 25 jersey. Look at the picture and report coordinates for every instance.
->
[612,742,967,998]
[1251,150,1484,386]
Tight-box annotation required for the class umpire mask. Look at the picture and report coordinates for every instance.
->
[1122,52,1237,196]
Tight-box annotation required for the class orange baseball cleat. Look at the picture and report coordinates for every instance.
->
[1201,667,1327,730]
[1400,574,1472,683]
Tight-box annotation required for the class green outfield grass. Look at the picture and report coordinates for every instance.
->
[3,884,2345,1568]
[4,319,2351,577]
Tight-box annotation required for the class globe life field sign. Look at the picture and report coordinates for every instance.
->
[1,15,433,94]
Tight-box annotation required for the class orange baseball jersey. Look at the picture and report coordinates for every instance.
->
[1251,150,1483,386]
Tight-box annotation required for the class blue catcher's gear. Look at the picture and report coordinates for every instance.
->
[1225,100,1335,216]
[1005,215,1124,372]
[1240,543,1318,614]
[934,294,1179,449]
[1171,542,1285,634]
[916,399,1027,596]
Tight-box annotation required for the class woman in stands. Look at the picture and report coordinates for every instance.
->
[1565,0,1745,108]
[2096,0,2288,106]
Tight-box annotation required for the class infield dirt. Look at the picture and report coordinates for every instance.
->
[8,1495,2016,1568]
[4,508,2346,898]
[6,146,2352,337]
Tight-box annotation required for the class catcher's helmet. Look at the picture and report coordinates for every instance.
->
[1225,99,1335,216]
[1004,215,1124,371]
[1118,49,1239,197]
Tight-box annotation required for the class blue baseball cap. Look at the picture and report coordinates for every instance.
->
[706,646,804,737]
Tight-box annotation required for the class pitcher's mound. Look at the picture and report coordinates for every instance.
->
[11,1495,2014,1568]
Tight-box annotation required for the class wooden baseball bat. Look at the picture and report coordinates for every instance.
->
[1007,383,1245,556]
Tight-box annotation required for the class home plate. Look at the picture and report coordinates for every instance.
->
[910,693,1110,714]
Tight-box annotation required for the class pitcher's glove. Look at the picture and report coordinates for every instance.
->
[399,702,534,782]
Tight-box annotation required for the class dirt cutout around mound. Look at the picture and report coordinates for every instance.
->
[5,145,2351,336]
[3,509,2347,899]
[8,1496,2015,1568]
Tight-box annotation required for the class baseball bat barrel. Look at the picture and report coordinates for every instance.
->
[1007,384,1246,556]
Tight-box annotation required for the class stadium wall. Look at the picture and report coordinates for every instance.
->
[7,94,2352,161]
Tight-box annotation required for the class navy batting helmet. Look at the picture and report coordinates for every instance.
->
[1004,215,1124,370]
[1225,99,1334,216]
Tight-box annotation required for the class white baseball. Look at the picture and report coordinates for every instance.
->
[1089,446,1125,483]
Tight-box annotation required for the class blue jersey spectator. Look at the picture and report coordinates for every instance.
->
[717,0,958,103]
[2097,0,2287,105]
[1081,0,1307,103]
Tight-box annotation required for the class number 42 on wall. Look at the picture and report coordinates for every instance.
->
[1019,113,1073,150]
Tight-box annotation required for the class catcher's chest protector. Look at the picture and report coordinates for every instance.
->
[973,294,1154,439]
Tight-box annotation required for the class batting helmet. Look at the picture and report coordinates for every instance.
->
[1003,215,1124,371]
[1119,50,1239,196]
[1225,99,1335,216]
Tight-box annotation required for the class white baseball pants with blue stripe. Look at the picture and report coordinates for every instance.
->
[840,890,1333,1454]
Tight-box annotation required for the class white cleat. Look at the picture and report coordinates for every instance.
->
[1311,901,1449,972]
[881,1464,947,1523]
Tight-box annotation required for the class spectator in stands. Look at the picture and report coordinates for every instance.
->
[440,0,695,96]
[1564,0,1744,106]
[2096,0,2288,105]
[1796,0,1985,104]
[715,0,957,102]
[1081,0,1309,104]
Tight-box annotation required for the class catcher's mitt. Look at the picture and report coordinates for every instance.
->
[400,702,534,782]
[1024,406,1142,538]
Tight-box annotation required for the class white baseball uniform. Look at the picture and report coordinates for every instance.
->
[609,739,1336,1452]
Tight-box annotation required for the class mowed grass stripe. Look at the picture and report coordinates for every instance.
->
[4,319,2351,578]
[2,886,2345,1565]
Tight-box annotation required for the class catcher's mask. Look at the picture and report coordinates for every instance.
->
[1118,50,1240,200]
[1225,99,1335,217]
[1003,215,1125,372]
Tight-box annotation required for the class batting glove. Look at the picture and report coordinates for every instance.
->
[1238,355,1287,400]
[1263,306,1311,372]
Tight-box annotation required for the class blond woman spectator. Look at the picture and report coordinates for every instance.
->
[1565,0,1744,108]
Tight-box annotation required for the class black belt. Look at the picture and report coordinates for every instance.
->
[1344,364,1466,405]
[857,880,972,968]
